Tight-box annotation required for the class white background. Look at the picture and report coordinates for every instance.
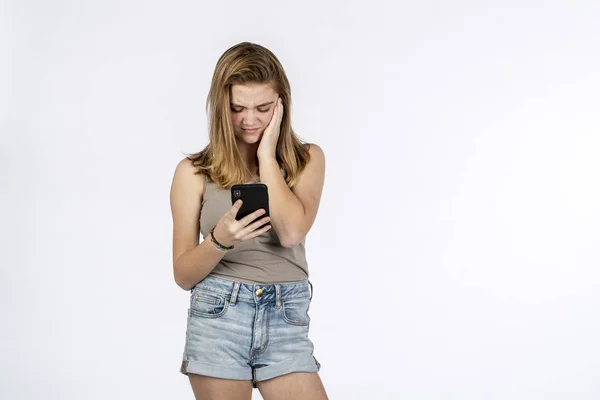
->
[2,1,600,399]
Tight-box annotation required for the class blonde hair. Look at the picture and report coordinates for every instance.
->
[186,42,310,188]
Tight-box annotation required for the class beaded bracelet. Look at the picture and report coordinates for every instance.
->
[209,226,234,252]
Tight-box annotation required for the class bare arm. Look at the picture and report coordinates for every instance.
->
[258,143,326,248]
[170,158,226,290]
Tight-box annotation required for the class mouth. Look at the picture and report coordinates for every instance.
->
[242,128,260,133]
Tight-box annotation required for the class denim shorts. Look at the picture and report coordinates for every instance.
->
[179,274,321,387]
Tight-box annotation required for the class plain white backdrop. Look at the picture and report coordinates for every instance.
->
[2,0,600,399]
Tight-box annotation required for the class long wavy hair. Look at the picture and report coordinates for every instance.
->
[186,42,310,189]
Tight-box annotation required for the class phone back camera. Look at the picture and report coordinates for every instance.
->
[234,190,241,198]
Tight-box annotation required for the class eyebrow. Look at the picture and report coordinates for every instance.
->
[230,101,275,108]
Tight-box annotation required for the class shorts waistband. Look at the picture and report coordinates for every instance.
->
[193,274,313,306]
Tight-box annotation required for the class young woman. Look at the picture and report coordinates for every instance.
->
[170,42,328,400]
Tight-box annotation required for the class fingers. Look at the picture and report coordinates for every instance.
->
[223,203,271,244]
[230,201,266,225]
[240,221,272,241]
[238,208,267,227]
[246,216,271,232]
[230,199,243,216]
[238,215,271,240]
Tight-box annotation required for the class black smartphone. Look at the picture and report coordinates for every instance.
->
[230,183,270,223]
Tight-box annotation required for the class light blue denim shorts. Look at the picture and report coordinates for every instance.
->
[179,274,321,387]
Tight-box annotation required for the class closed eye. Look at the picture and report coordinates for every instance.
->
[230,106,272,113]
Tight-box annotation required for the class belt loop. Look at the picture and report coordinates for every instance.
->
[308,280,313,300]
[275,284,281,308]
[230,282,240,306]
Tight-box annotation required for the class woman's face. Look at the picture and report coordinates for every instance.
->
[229,83,279,145]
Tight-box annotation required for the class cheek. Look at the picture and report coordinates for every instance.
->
[230,114,242,126]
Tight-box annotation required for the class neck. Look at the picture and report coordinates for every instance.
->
[237,141,259,177]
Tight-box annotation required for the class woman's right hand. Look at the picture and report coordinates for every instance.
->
[211,200,272,248]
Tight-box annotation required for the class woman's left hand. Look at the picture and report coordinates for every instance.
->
[257,97,283,160]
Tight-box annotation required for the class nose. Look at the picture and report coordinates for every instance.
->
[241,109,257,125]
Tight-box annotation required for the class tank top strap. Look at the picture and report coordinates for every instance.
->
[202,178,218,203]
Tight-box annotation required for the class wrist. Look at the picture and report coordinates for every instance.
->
[210,226,234,251]
[207,238,229,254]
[257,154,277,163]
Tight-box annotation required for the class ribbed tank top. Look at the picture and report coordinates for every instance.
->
[199,178,309,284]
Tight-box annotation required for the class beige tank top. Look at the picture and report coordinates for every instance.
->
[199,178,309,284]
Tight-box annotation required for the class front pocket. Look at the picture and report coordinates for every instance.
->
[189,289,229,318]
[280,297,311,326]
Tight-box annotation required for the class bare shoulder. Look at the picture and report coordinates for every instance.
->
[305,142,325,164]
[170,157,206,220]
[171,157,206,199]
[174,156,204,177]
